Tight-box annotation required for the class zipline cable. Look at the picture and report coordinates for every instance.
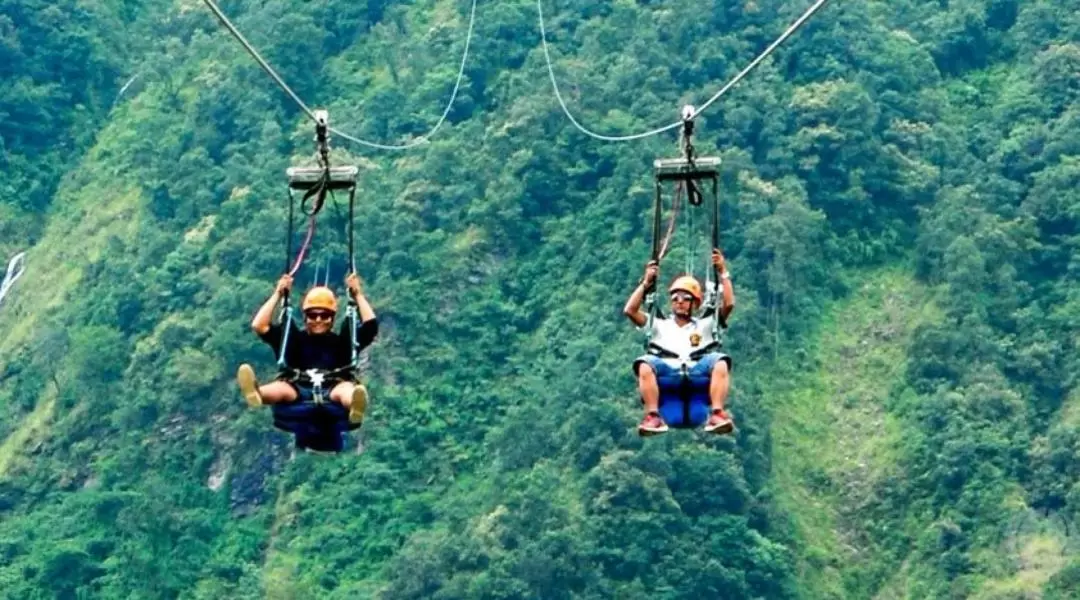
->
[538,0,832,142]
[200,0,477,150]
[688,0,831,121]
[331,0,478,149]
[200,0,318,121]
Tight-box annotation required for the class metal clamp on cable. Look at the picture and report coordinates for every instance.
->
[681,105,696,154]
[314,109,331,169]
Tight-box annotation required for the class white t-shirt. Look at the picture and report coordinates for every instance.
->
[644,315,719,366]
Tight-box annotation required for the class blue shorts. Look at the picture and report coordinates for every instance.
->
[632,353,731,428]
[632,352,731,387]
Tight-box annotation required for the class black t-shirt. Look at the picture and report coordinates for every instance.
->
[259,318,378,371]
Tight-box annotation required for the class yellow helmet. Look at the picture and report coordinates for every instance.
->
[669,275,703,305]
[302,286,338,313]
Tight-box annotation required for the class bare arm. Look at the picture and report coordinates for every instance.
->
[719,273,735,322]
[623,282,649,328]
[343,272,378,349]
[252,275,292,335]
[623,260,658,328]
[354,291,375,322]
[712,249,735,323]
[345,272,376,322]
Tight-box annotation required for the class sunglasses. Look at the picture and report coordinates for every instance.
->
[670,293,695,303]
[304,311,334,322]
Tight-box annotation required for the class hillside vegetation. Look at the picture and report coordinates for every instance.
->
[1,0,1080,598]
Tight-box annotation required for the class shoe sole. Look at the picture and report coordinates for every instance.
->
[237,364,262,408]
[638,425,669,437]
[704,421,735,435]
[349,385,368,425]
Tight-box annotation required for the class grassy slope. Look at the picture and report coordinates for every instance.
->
[0,130,147,473]
[963,388,1080,600]
[5,3,1075,597]
[764,267,942,599]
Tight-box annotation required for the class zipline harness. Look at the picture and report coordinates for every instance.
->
[644,106,725,349]
[276,111,364,377]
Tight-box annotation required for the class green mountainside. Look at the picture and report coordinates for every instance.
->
[2,0,1080,598]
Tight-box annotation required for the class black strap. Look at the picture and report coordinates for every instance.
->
[711,176,719,251]
[646,344,680,360]
[345,183,361,368]
[647,338,722,361]
[647,179,663,295]
[277,187,298,367]
[710,176,728,329]
[285,188,295,275]
[347,184,356,274]
[689,341,722,361]
[300,169,330,217]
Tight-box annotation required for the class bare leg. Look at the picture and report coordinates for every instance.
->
[638,363,660,414]
[709,360,730,411]
[636,361,668,435]
[238,364,297,408]
[331,380,368,425]
[704,359,734,434]
[258,381,298,404]
[330,381,356,407]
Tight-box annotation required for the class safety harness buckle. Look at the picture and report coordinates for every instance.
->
[305,368,326,404]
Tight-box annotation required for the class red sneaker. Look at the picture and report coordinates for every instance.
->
[703,409,734,434]
[638,411,669,437]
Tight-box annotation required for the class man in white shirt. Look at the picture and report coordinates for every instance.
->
[623,249,735,436]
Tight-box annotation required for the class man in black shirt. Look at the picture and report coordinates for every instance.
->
[237,272,378,424]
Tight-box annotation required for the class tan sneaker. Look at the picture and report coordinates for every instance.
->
[349,384,368,425]
[237,364,263,408]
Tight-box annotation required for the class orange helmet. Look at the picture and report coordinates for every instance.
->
[302,286,338,313]
[669,275,703,305]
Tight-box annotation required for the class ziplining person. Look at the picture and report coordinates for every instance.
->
[238,272,377,425]
[624,250,735,436]
[195,0,832,446]
[622,106,738,437]
[233,111,380,453]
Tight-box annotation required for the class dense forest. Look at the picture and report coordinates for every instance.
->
[1,0,1079,598]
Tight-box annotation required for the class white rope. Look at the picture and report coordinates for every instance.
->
[538,0,832,141]
[201,0,478,150]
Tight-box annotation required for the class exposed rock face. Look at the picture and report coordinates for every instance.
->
[231,442,290,515]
